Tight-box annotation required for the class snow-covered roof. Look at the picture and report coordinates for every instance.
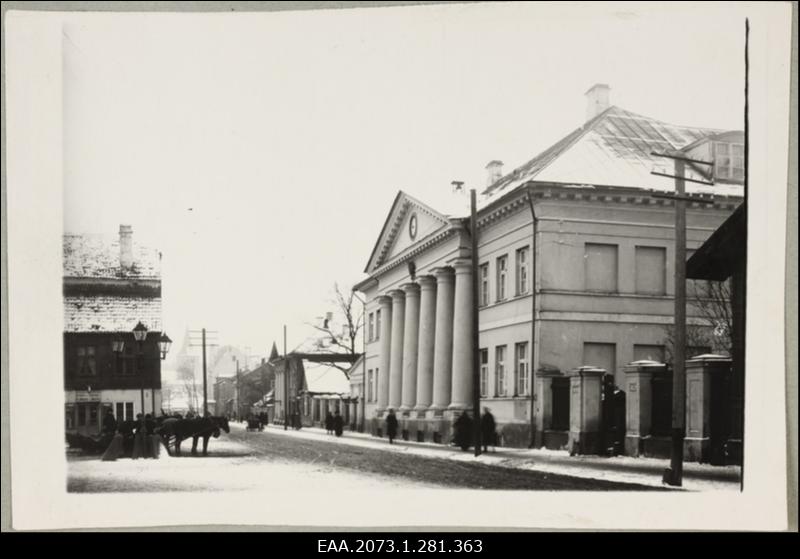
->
[483,106,744,199]
[302,362,350,395]
[63,233,161,280]
[64,295,162,333]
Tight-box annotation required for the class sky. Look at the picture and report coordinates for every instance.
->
[61,2,748,366]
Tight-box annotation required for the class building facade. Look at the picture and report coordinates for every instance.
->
[64,225,164,436]
[354,85,744,449]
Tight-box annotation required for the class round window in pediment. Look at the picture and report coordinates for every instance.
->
[409,212,418,240]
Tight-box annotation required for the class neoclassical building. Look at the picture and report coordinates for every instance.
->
[354,85,744,448]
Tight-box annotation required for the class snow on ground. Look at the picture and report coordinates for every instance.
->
[67,435,436,493]
[257,423,741,492]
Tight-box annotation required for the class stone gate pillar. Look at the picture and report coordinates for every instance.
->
[684,354,733,464]
[623,360,668,457]
[567,366,605,455]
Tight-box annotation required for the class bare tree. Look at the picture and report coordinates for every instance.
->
[663,278,733,363]
[306,282,364,378]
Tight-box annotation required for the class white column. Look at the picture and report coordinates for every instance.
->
[388,289,405,411]
[449,259,474,410]
[376,295,392,413]
[414,275,437,413]
[431,267,455,412]
[400,283,420,413]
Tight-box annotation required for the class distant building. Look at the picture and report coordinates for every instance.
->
[272,351,360,427]
[354,84,744,450]
[63,225,164,435]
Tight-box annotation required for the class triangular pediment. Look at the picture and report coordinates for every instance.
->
[364,191,452,273]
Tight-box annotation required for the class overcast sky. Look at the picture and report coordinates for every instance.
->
[61,2,748,364]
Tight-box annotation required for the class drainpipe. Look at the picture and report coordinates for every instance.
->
[526,186,539,448]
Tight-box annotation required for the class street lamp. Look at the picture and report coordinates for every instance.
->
[158,332,172,360]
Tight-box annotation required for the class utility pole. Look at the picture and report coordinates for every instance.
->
[470,188,482,457]
[650,152,715,486]
[188,329,219,417]
[284,325,289,431]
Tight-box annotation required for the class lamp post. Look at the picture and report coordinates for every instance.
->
[112,323,171,459]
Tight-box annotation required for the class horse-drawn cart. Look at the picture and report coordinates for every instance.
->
[246,418,263,432]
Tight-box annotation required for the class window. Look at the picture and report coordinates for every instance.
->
[495,345,507,396]
[373,368,379,402]
[515,342,530,396]
[714,142,744,181]
[77,346,96,376]
[115,402,124,421]
[635,246,666,295]
[120,344,136,376]
[584,243,618,292]
[368,313,375,342]
[367,369,374,402]
[582,342,616,375]
[65,405,74,429]
[479,349,489,397]
[633,344,666,363]
[479,263,489,307]
[375,310,381,340]
[496,255,508,301]
[77,405,86,426]
[125,402,133,420]
[516,246,530,295]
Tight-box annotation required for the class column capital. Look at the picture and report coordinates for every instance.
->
[387,288,405,301]
[450,258,473,273]
[417,274,436,289]
[400,282,421,296]
[431,266,454,282]
[376,294,393,306]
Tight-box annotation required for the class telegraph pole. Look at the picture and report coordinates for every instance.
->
[470,188,482,457]
[188,329,219,417]
[284,325,289,431]
[202,329,208,416]
[650,152,715,486]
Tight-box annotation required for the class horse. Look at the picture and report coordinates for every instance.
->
[157,416,230,456]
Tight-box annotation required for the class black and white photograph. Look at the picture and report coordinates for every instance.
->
[3,1,795,531]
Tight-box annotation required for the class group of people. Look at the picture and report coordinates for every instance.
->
[324,410,344,437]
[384,407,498,452]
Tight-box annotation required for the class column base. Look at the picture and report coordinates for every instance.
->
[568,430,601,456]
[625,434,645,457]
[684,436,710,463]
[447,402,469,411]
[427,406,446,419]
[413,404,429,418]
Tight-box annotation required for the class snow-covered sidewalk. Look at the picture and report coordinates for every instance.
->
[250,422,741,492]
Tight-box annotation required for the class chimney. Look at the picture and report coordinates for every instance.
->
[485,160,504,187]
[119,225,133,269]
[585,83,610,122]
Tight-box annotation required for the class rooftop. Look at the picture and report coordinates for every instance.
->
[482,105,744,200]
[63,233,161,280]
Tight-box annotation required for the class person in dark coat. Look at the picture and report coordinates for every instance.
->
[385,408,398,444]
[102,409,118,436]
[453,412,472,451]
[333,410,344,437]
[325,411,334,434]
[481,407,497,452]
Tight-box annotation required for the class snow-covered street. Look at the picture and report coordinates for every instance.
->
[65,422,694,492]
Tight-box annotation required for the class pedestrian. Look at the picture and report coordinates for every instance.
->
[325,410,334,434]
[453,411,472,451]
[385,408,398,444]
[102,408,117,436]
[481,407,497,453]
[333,410,344,437]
